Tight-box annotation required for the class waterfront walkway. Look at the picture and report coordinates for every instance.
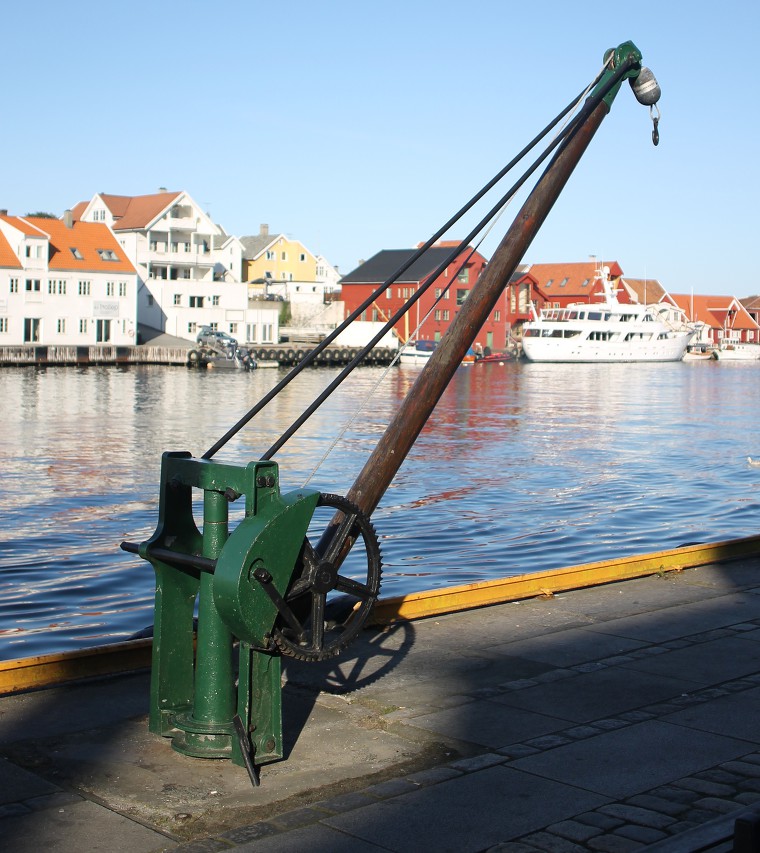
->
[2,559,760,852]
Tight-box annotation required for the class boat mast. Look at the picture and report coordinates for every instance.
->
[344,43,650,519]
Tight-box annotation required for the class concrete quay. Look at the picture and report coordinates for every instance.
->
[3,559,760,852]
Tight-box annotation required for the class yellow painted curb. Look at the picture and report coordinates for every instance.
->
[370,535,760,624]
[2,535,759,696]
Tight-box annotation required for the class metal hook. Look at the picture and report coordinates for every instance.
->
[650,104,661,147]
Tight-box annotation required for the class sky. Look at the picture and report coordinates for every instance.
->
[4,0,758,296]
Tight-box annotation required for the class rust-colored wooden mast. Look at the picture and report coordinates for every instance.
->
[345,48,642,518]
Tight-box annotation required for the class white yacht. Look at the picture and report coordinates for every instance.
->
[521,267,696,363]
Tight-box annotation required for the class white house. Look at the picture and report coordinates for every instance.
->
[71,191,277,344]
[0,212,138,345]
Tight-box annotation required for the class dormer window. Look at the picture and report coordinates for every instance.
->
[97,249,119,261]
[70,248,84,260]
[581,278,590,287]
[546,279,553,287]
[560,277,569,287]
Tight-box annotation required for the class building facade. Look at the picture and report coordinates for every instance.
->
[0,213,138,345]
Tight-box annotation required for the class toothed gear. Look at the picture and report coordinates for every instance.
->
[273,493,382,662]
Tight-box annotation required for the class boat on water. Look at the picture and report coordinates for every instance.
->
[521,266,696,363]
[398,339,478,366]
[188,343,258,371]
[713,341,760,361]
[683,343,717,362]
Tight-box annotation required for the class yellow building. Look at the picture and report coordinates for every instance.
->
[241,224,317,287]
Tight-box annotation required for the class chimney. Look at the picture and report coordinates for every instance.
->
[260,223,269,237]
[158,187,167,192]
[0,209,7,216]
[63,209,73,228]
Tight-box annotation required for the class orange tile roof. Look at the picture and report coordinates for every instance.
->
[0,229,22,269]
[99,191,182,230]
[528,261,624,297]
[670,293,759,330]
[69,201,88,222]
[24,216,136,274]
[0,214,48,237]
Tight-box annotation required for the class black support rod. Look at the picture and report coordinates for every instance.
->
[345,93,617,519]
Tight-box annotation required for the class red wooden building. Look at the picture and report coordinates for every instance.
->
[339,243,542,352]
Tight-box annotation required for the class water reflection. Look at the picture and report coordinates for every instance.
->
[1,360,759,659]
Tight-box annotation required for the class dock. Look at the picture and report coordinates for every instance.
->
[2,557,760,851]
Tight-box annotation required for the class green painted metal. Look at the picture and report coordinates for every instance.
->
[593,41,643,108]
[137,452,319,767]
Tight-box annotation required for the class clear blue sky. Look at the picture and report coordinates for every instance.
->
[4,1,757,296]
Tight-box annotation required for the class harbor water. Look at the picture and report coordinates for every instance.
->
[2,359,760,661]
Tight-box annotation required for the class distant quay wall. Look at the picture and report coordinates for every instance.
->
[0,344,398,368]
[0,345,190,367]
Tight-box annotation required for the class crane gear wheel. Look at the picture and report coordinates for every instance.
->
[273,493,381,662]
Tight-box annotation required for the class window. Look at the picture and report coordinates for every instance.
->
[9,278,18,293]
[97,249,119,261]
[106,282,115,296]
[189,296,205,308]
[281,251,287,261]
[457,268,469,284]
[546,279,554,287]
[25,245,31,258]
[57,318,66,333]
[229,323,238,334]
[170,242,178,253]
[0,318,7,333]
[386,289,392,299]
[560,277,569,287]
[494,310,501,321]
[456,288,468,306]
[80,319,88,333]
[299,253,306,262]
[149,240,158,251]
[184,242,191,252]
[262,323,274,342]
[443,310,450,321]
[212,295,220,306]
[435,288,441,298]
[78,280,91,295]
[434,310,441,321]
[119,282,127,297]
[70,248,84,260]
[25,279,41,292]
[173,294,181,306]
[266,250,275,261]
[581,278,590,287]
[148,295,154,306]
[372,309,378,322]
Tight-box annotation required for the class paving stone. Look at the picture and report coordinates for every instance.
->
[674,777,736,796]
[448,753,505,772]
[519,831,588,852]
[24,792,83,812]
[648,785,700,804]
[317,791,375,813]
[722,760,760,777]
[219,822,279,844]
[695,796,744,814]
[497,744,541,758]
[574,812,624,830]
[738,753,760,765]
[625,793,689,816]
[736,792,760,805]
[545,819,602,842]
[486,843,543,852]
[362,778,421,799]
[593,719,629,731]
[173,839,230,852]
[269,806,324,829]
[597,803,675,829]
[405,766,463,786]
[614,823,668,843]
[523,735,574,750]
[0,802,31,818]
[587,834,640,852]
[693,767,744,785]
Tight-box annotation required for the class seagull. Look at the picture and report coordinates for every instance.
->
[747,457,760,468]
